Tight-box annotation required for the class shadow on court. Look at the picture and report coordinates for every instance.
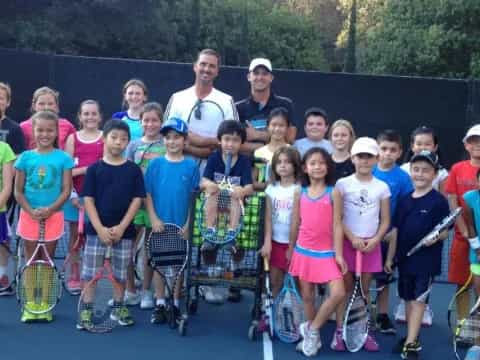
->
[0,283,464,360]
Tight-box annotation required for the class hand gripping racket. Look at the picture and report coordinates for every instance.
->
[18,219,62,314]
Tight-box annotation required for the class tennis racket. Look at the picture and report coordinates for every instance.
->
[263,257,274,338]
[187,99,225,132]
[273,273,304,343]
[407,207,462,256]
[147,223,189,329]
[133,229,145,285]
[199,152,244,246]
[18,220,62,314]
[448,273,474,333]
[61,207,85,295]
[343,250,369,352]
[454,296,480,359]
[77,246,123,333]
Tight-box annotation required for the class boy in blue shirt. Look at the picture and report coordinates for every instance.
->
[373,129,413,334]
[201,120,254,253]
[79,119,146,329]
[385,150,449,359]
[144,117,199,324]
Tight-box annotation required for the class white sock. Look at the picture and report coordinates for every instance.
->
[156,298,166,306]
[174,299,180,308]
[0,266,6,277]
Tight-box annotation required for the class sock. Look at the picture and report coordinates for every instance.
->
[0,266,6,277]
[156,298,166,306]
[174,299,180,308]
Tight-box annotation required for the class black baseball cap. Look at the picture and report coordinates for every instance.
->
[410,150,439,170]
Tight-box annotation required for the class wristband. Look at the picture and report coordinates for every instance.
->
[468,237,480,250]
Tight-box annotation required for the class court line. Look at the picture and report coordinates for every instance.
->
[263,332,274,360]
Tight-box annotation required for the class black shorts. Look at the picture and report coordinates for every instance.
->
[398,273,434,303]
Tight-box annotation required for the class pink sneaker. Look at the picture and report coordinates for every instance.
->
[330,328,346,351]
[363,333,380,352]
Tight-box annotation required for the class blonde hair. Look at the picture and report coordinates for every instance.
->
[329,119,356,151]
[0,82,11,102]
[122,79,148,109]
[31,86,59,114]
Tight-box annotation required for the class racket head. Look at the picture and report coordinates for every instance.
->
[0,242,17,292]
[187,99,226,137]
[134,234,145,284]
[147,224,188,279]
[273,274,304,343]
[343,280,369,352]
[455,297,480,357]
[18,261,62,313]
[448,274,475,333]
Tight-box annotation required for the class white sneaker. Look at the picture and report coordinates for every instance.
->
[140,290,154,310]
[124,290,141,306]
[201,286,225,304]
[421,305,433,326]
[394,300,406,323]
[298,322,322,357]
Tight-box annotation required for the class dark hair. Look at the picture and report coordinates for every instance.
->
[267,107,290,127]
[304,107,328,125]
[404,126,441,163]
[140,102,163,121]
[302,147,335,186]
[217,120,246,143]
[196,48,221,66]
[103,119,131,141]
[270,146,302,182]
[31,110,59,148]
[377,129,402,147]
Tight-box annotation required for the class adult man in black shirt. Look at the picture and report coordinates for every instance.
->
[236,58,297,153]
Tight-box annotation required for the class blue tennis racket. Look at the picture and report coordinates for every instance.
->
[273,273,304,343]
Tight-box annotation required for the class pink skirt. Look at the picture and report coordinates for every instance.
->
[270,241,289,272]
[343,238,382,273]
[289,245,342,284]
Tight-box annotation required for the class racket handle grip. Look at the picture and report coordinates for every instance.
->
[263,256,270,272]
[355,250,362,276]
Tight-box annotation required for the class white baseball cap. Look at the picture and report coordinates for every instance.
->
[351,137,379,156]
[463,124,480,142]
[249,58,272,72]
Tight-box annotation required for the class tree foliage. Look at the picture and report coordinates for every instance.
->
[0,0,328,71]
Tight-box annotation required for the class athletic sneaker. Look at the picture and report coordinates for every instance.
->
[151,305,167,324]
[227,287,242,303]
[376,313,396,334]
[330,327,346,351]
[77,309,93,330]
[401,342,420,359]
[363,333,380,352]
[21,308,37,323]
[421,305,433,326]
[395,300,406,323]
[465,345,480,360]
[0,274,9,288]
[140,290,154,310]
[201,286,225,304]
[124,290,141,306]
[299,322,321,357]
[0,284,14,296]
[393,337,422,354]
[36,302,53,322]
[67,279,81,293]
[110,306,135,326]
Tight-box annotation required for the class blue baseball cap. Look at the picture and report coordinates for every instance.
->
[160,117,188,135]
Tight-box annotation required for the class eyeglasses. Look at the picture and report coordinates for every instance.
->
[194,99,203,120]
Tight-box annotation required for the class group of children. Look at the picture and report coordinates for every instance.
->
[0,79,479,360]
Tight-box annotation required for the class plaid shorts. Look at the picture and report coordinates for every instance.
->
[81,235,133,283]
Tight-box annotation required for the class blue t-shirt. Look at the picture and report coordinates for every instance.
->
[112,111,143,141]
[373,164,413,220]
[15,149,74,208]
[145,156,200,227]
[81,160,146,238]
[203,150,252,186]
[394,189,450,275]
[463,190,480,264]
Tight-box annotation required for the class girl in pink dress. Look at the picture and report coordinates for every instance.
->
[63,100,103,291]
[289,147,347,357]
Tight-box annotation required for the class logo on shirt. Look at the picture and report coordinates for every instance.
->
[351,188,376,215]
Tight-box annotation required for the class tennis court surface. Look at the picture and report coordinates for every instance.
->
[1,282,468,360]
